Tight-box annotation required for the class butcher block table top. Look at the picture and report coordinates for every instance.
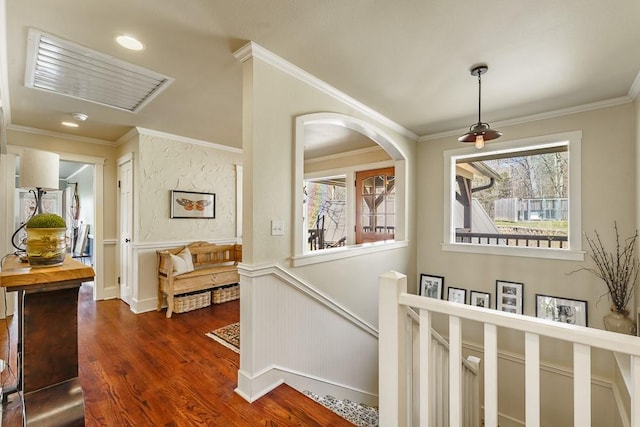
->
[0,255,95,291]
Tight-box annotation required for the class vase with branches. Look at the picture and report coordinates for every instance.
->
[579,222,638,334]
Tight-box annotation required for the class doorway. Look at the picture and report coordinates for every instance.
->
[5,146,107,302]
[117,154,133,305]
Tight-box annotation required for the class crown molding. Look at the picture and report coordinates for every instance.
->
[134,127,242,154]
[233,41,418,142]
[628,69,640,100]
[116,127,139,145]
[7,124,116,146]
[418,96,633,142]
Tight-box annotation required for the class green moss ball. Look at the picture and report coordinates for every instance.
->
[26,213,66,228]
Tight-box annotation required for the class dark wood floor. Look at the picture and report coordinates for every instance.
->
[0,283,354,426]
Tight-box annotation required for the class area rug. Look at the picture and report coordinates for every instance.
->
[206,322,240,353]
[303,391,379,427]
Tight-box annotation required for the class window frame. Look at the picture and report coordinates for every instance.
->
[442,131,584,261]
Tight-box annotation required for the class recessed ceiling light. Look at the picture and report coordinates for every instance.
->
[62,121,79,128]
[115,35,144,51]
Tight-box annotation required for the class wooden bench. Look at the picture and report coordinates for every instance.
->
[157,241,242,318]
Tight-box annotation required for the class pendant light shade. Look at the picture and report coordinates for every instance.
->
[458,65,501,149]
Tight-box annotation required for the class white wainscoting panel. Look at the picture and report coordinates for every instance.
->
[236,264,379,405]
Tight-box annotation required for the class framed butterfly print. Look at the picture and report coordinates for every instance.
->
[171,190,215,218]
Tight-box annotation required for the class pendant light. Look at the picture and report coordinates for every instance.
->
[458,64,501,149]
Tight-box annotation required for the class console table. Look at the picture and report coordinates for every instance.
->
[0,255,94,426]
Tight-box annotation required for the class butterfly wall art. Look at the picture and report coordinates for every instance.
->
[170,190,215,218]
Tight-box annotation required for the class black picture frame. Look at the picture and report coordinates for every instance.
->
[447,287,467,304]
[496,280,524,314]
[535,294,588,327]
[469,291,491,308]
[419,274,444,299]
[170,190,215,219]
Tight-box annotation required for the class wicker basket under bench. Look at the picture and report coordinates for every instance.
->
[157,241,242,318]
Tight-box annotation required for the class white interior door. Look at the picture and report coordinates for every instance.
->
[118,158,133,304]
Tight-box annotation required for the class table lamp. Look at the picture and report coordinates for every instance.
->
[11,149,60,251]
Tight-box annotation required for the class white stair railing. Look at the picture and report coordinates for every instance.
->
[379,271,640,427]
[407,309,480,426]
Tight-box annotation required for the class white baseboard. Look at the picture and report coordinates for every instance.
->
[129,297,158,314]
[235,365,378,406]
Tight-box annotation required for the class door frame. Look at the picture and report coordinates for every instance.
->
[117,153,134,305]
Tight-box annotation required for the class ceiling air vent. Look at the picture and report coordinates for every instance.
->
[24,29,173,112]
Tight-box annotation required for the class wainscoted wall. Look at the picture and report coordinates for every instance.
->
[121,129,243,312]
[101,238,118,300]
[127,238,239,314]
[236,264,379,406]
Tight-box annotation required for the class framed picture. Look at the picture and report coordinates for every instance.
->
[535,294,588,327]
[496,280,524,314]
[469,291,491,308]
[419,274,444,299]
[447,287,466,304]
[170,190,215,219]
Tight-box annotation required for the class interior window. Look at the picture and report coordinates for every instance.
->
[294,112,408,265]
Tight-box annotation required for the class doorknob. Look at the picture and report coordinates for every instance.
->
[125,238,131,243]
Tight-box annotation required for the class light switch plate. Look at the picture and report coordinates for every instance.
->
[271,220,284,236]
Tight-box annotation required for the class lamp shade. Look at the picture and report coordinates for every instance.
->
[20,149,60,190]
[458,122,502,143]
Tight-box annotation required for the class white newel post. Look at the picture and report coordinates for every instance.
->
[379,271,408,427]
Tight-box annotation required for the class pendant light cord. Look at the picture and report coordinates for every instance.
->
[477,71,482,124]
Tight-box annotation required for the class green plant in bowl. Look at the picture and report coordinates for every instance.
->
[25,213,67,267]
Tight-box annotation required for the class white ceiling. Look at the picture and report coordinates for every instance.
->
[3,0,640,152]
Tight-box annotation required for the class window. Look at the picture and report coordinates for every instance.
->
[305,176,347,251]
[356,167,395,243]
[443,131,583,261]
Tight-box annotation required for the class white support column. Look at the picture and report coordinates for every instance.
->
[573,343,591,427]
[525,332,540,427]
[378,271,408,427]
[449,316,462,427]
[484,323,498,427]
[632,355,640,427]
[420,309,431,427]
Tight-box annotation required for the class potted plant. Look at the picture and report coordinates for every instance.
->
[25,213,67,267]
[580,223,638,335]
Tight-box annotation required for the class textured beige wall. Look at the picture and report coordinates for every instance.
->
[136,134,242,242]
[243,56,417,325]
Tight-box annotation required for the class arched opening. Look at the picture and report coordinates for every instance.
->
[294,112,407,263]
